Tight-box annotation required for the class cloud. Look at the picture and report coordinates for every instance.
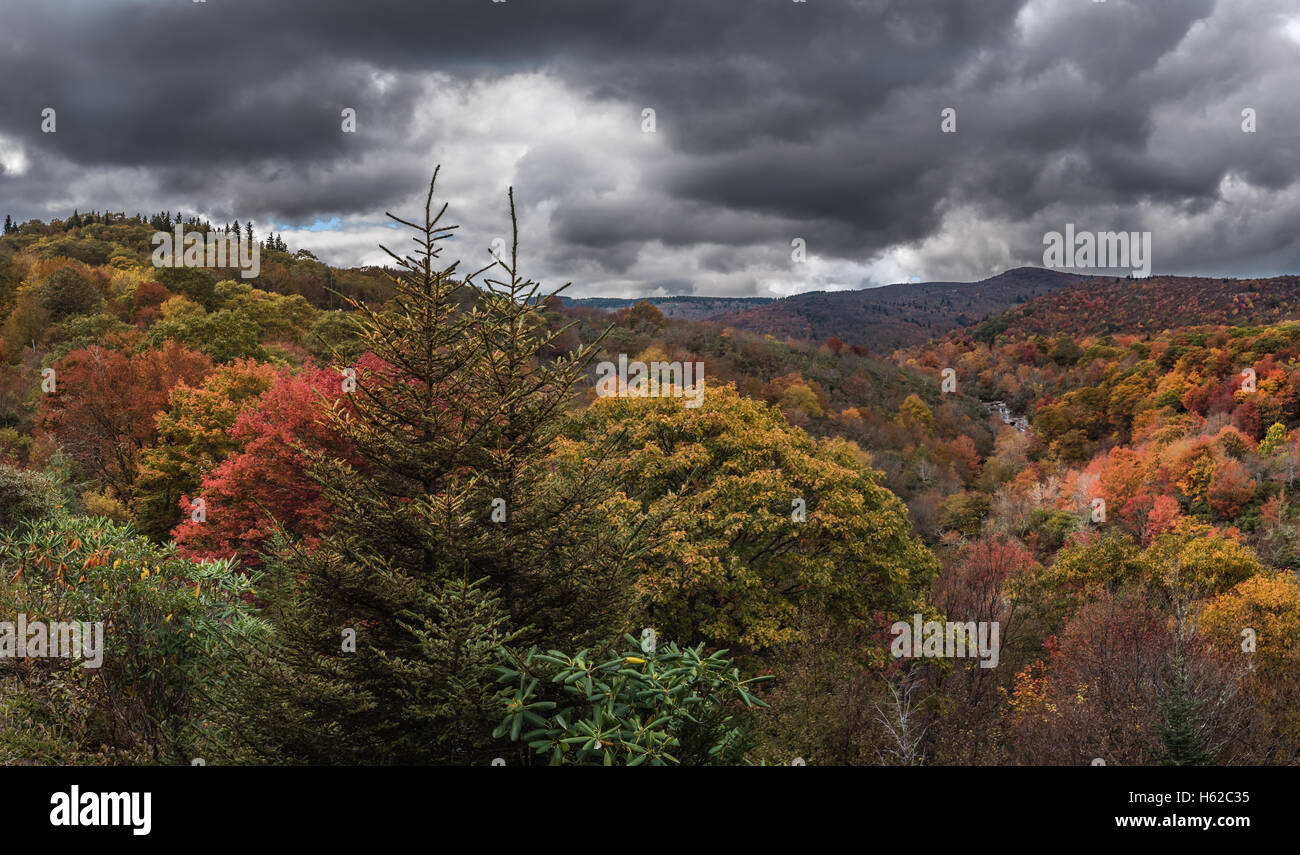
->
[0,0,1297,295]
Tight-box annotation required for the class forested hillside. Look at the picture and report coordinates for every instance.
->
[0,186,940,765]
[700,267,1087,351]
[1,188,1296,766]
[973,273,1300,340]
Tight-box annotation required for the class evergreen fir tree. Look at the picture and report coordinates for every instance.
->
[218,168,649,764]
[1156,657,1212,765]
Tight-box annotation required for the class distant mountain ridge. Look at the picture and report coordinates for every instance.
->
[562,294,775,321]
[568,267,1089,351]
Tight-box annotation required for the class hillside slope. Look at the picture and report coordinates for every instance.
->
[707,268,1088,351]
[975,273,1300,340]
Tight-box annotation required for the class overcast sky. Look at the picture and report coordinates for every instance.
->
[1,0,1298,297]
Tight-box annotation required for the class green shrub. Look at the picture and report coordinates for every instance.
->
[0,516,263,764]
[0,464,62,529]
[495,637,770,765]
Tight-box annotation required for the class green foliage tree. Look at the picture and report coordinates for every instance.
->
[38,266,101,321]
[46,312,132,361]
[154,266,217,310]
[305,310,365,363]
[213,280,316,342]
[143,305,266,363]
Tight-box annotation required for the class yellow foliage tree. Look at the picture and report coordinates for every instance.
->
[555,384,937,654]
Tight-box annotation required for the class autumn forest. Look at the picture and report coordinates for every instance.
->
[0,173,1295,768]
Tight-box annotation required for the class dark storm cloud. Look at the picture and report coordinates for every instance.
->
[0,0,1297,294]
